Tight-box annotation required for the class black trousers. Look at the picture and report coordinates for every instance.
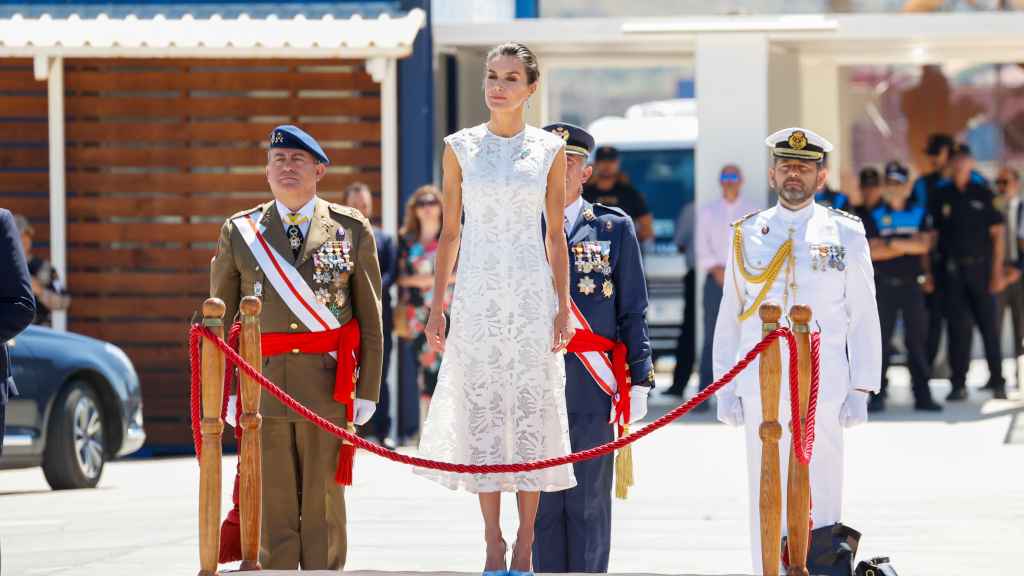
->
[925,274,945,367]
[670,268,696,392]
[396,338,421,439]
[699,273,723,390]
[366,330,393,439]
[945,261,1005,390]
[877,279,933,401]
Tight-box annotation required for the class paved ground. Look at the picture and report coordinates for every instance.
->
[1,362,1023,576]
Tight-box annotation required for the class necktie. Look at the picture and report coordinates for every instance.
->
[286,212,308,259]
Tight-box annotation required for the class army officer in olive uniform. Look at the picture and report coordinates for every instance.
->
[211,125,383,570]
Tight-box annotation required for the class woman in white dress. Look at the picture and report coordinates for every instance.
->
[417,42,577,576]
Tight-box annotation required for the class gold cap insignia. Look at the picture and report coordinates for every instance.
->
[788,130,807,150]
[271,131,285,145]
[554,126,570,142]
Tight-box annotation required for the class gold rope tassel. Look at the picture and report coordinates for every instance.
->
[614,425,634,500]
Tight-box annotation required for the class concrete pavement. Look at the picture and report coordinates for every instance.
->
[1,363,1022,576]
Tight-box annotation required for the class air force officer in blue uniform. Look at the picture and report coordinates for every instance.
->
[533,123,654,573]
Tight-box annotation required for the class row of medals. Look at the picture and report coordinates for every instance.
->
[811,244,847,272]
[312,229,354,317]
[574,241,614,298]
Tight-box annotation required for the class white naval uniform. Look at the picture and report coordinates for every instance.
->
[711,201,881,574]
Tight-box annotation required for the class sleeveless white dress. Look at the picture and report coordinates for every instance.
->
[414,124,577,493]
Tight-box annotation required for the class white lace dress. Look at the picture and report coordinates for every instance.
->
[414,124,577,493]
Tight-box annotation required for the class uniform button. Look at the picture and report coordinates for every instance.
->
[291,348,300,355]
[290,323,299,330]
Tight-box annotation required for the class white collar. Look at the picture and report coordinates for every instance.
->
[776,200,815,224]
[276,196,317,226]
[564,196,584,230]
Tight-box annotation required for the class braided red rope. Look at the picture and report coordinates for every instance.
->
[188,325,820,472]
[786,331,821,466]
[188,323,241,458]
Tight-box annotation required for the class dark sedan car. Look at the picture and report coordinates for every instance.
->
[1,325,145,489]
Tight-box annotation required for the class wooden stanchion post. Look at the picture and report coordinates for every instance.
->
[238,296,263,571]
[786,305,813,576]
[199,298,226,576]
[758,303,783,576]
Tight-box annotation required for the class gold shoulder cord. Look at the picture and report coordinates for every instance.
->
[732,224,793,321]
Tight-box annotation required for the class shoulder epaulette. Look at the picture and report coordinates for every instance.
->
[731,209,764,227]
[826,206,861,223]
[328,202,370,224]
[229,201,271,222]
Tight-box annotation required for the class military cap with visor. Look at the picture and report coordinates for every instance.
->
[765,127,834,162]
[543,122,595,158]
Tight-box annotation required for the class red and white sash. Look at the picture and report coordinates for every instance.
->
[233,212,340,357]
[568,297,616,397]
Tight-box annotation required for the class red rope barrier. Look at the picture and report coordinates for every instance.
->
[188,325,820,473]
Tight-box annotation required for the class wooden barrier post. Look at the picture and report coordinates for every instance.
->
[238,296,263,571]
[199,298,226,576]
[758,303,783,576]
[786,305,813,576]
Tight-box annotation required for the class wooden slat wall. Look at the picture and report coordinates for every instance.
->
[0,58,382,448]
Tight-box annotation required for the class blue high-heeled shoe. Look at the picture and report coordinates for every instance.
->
[481,538,508,576]
[507,541,534,576]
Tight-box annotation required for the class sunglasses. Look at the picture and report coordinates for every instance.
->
[720,173,741,183]
[416,199,440,207]
[996,179,1009,186]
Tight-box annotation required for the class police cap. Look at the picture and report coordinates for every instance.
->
[884,161,909,184]
[924,133,955,156]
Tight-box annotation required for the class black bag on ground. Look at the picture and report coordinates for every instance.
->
[855,557,899,576]
[782,522,861,576]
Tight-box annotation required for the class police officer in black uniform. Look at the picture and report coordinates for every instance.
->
[931,144,1009,400]
[866,161,942,412]
[583,146,654,244]
[916,134,956,366]
[853,166,883,222]
[815,183,850,211]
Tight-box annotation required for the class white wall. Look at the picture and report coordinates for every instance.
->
[432,0,515,23]
[695,34,770,211]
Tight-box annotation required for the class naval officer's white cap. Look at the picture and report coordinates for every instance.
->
[765,127,833,162]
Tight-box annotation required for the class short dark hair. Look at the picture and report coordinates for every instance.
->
[859,166,881,188]
[486,42,540,84]
[925,133,955,156]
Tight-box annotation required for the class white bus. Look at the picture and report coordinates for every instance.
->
[588,99,696,359]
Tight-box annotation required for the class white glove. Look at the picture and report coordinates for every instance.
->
[716,390,744,427]
[628,386,649,424]
[225,394,238,428]
[839,390,870,428]
[353,399,377,426]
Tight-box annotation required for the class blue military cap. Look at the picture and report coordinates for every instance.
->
[543,122,595,158]
[269,124,330,165]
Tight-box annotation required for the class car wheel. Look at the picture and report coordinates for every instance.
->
[42,382,106,490]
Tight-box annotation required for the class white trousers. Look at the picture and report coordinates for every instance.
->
[741,393,845,575]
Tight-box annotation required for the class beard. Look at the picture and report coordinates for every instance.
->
[777,178,814,206]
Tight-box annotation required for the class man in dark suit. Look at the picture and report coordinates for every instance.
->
[343,182,398,449]
[534,123,654,573]
[1,208,37,455]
